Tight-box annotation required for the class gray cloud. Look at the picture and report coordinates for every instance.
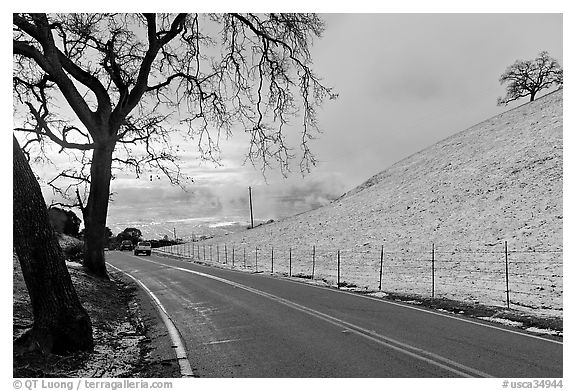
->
[248,174,348,220]
[26,13,563,239]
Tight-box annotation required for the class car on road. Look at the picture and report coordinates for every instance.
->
[134,241,152,256]
[120,240,133,251]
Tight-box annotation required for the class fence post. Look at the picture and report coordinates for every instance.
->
[255,247,258,272]
[271,247,274,274]
[379,245,384,291]
[289,248,292,277]
[243,248,246,268]
[217,245,219,263]
[225,244,228,264]
[337,250,341,289]
[232,246,235,268]
[505,241,510,309]
[431,243,435,298]
[312,245,315,280]
[210,245,213,262]
[203,245,206,261]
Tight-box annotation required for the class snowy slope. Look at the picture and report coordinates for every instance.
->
[192,90,563,316]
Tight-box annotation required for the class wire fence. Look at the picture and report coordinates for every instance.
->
[155,241,562,315]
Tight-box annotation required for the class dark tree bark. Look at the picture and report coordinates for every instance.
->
[82,142,115,278]
[13,136,93,355]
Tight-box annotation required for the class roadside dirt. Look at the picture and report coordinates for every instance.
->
[370,291,562,338]
[13,254,180,378]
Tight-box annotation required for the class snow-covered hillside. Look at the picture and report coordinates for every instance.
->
[173,90,563,317]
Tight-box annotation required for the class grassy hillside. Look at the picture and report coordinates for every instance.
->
[193,90,563,316]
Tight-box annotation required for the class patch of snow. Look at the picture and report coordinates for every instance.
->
[524,327,562,336]
[367,292,388,298]
[75,322,144,377]
[340,286,360,291]
[477,317,524,328]
[403,300,423,305]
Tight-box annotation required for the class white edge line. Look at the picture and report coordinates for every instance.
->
[107,262,195,378]
[155,250,562,345]
[134,257,493,377]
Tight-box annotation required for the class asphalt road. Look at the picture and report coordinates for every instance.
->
[106,250,562,378]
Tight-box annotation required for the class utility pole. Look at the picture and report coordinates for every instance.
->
[173,227,176,241]
[248,186,254,229]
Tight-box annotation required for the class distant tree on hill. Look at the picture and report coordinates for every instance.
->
[497,51,563,106]
[116,227,143,244]
[48,207,81,236]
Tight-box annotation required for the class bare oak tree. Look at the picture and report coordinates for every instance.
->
[13,136,93,355]
[13,13,335,278]
[497,51,563,106]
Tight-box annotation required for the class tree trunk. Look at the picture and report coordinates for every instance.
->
[82,142,115,278]
[13,136,93,355]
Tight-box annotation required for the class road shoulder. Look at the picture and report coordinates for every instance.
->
[109,270,182,378]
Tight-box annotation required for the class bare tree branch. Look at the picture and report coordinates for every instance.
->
[498,51,563,105]
[13,13,335,274]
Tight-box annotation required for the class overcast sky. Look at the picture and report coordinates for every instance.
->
[7,12,564,236]
[111,13,563,235]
